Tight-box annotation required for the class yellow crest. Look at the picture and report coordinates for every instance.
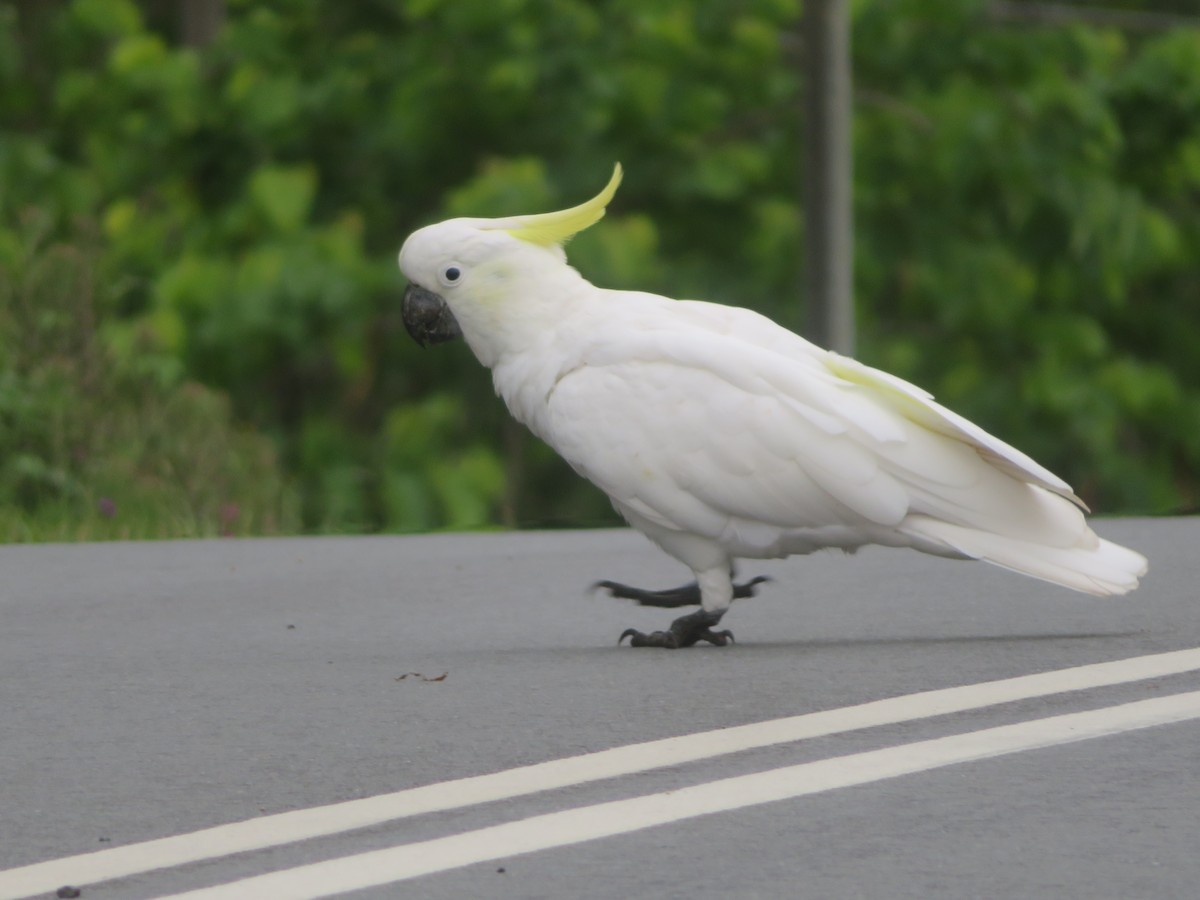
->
[498,164,623,247]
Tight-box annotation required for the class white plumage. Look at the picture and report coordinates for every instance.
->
[398,165,1146,642]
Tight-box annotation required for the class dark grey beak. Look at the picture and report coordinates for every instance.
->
[402,284,463,347]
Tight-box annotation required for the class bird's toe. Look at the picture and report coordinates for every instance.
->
[618,628,680,649]
[618,609,733,649]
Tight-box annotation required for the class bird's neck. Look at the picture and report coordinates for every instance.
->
[468,271,599,434]
[459,265,593,369]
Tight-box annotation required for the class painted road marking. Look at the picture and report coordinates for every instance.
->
[2,647,1200,900]
[158,690,1200,899]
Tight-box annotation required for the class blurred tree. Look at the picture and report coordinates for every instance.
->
[0,210,297,540]
[1,0,1197,541]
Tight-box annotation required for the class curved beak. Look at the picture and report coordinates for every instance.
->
[402,284,463,347]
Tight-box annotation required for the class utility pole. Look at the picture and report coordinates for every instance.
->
[181,0,226,48]
[802,0,855,356]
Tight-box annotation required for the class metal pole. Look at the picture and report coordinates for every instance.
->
[181,0,226,48]
[802,0,855,356]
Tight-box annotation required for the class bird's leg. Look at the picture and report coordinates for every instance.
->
[593,575,769,608]
[592,580,699,607]
[607,563,764,648]
[619,608,733,649]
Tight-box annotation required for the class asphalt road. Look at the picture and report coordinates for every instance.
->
[1,516,1198,899]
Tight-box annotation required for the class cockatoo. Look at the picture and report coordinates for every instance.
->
[398,164,1147,648]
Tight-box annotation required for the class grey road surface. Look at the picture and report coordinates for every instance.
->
[2,517,1198,898]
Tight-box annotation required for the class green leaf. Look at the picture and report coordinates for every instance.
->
[249,164,317,234]
[69,0,143,39]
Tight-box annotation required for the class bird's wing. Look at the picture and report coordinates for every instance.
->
[543,340,912,541]
[670,298,1084,507]
[539,298,1122,579]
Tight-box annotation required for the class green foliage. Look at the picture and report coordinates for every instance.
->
[0,211,297,540]
[853,0,1200,513]
[379,395,506,532]
[2,0,1198,542]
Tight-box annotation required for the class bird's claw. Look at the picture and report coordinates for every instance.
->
[735,575,772,596]
[618,609,734,649]
[618,628,734,648]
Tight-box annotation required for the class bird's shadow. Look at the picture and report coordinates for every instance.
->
[498,630,1144,658]
[738,630,1144,651]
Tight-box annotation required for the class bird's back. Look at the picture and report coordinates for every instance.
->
[535,291,1146,596]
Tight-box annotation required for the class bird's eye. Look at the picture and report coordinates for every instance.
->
[441,265,462,285]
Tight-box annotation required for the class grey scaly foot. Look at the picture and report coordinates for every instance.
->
[594,575,769,608]
[619,609,734,649]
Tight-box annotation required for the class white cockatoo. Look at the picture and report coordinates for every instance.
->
[398,164,1147,648]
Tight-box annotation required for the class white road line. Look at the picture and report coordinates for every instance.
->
[2,647,1199,900]
[159,690,1200,899]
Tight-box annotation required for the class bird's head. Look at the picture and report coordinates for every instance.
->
[397,164,622,356]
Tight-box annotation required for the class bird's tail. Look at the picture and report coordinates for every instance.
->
[901,514,1147,597]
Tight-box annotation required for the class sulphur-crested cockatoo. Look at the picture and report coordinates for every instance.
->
[398,164,1147,648]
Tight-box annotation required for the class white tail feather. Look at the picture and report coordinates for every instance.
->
[902,516,1147,597]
